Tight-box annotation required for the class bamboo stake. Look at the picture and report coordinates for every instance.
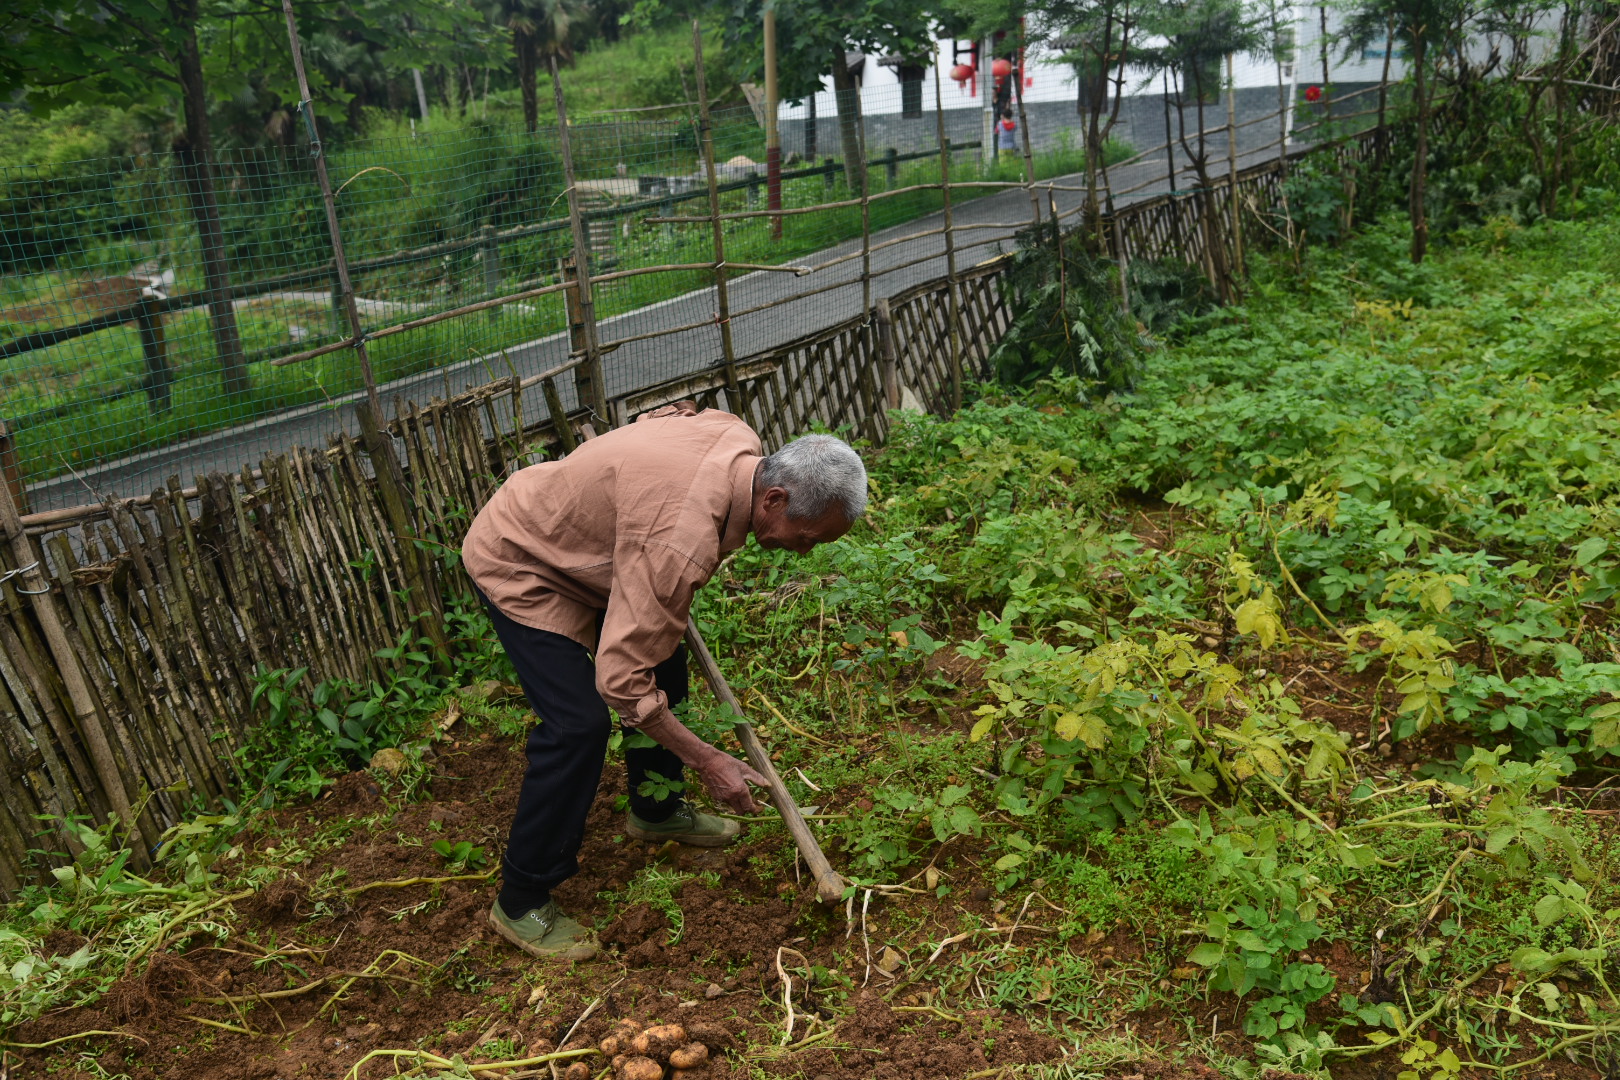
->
[691,21,743,415]
[549,55,609,429]
[278,0,380,420]
[0,476,144,849]
[541,378,578,454]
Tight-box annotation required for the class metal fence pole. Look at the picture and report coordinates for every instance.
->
[279,0,381,422]
[549,55,610,429]
[857,85,873,323]
[1014,19,1042,226]
[1226,53,1245,276]
[934,65,964,411]
[692,21,744,415]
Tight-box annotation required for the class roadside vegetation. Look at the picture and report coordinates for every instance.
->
[4,194,1619,1078]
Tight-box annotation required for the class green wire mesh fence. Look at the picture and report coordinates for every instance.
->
[1,67,1384,515]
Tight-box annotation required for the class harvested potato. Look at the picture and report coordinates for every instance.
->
[562,1064,591,1080]
[669,1043,709,1069]
[627,1023,684,1061]
[610,1054,627,1073]
[599,1035,621,1056]
[642,1024,687,1058]
[618,1055,663,1080]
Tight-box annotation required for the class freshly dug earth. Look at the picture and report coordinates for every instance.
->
[9,731,1072,1080]
[9,720,1607,1080]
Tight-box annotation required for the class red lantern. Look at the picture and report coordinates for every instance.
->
[950,63,975,84]
[991,57,1013,81]
[1304,85,1323,102]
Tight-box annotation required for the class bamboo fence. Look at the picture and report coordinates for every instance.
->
[0,88,1397,897]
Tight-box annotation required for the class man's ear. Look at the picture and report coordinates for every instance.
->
[760,486,790,512]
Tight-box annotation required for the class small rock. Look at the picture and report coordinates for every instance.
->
[677,999,699,1008]
[369,747,407,776]
[876,946,903,973]
[969,886,992,903]
[705,982,724,999]
[924,867,939,890]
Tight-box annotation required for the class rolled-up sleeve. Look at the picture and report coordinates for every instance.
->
[594,538,714,726]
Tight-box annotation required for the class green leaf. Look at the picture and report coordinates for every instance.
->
[1337,842,1377,869]
[1187,942,1225,967]
[1534,895,1568,927]
[1575,537,1609,567]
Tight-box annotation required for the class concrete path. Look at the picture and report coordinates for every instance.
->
[27,141,1285,512]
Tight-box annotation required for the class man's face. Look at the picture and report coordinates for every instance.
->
[751,485,853,554]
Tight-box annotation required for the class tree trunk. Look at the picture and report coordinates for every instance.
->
[171,3,248,398]
[516,26,538,134]
[829,50,866,193]
[1410,33,1430,264]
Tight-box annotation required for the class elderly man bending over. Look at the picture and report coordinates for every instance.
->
[462,402,866,959]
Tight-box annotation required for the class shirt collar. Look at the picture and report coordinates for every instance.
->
[720,455,758,555]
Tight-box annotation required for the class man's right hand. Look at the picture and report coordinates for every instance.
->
[694,751,768,814]
[636,707,768,814]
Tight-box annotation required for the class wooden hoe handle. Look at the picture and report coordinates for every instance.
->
[684,618,846,904]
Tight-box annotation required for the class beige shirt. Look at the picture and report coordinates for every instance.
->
[463,406,761,728]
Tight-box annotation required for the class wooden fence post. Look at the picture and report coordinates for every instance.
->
[0,421,26,517]
[480,224,501,300]
[874,298,901,411]
[822,157,836,195]
[884,147,899,188]
[692,20,744,415]
[549,55,610,430]
[136,295,172,413]
[280,0,382,421]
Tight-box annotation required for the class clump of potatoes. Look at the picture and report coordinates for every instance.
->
[597,1018,714,1079]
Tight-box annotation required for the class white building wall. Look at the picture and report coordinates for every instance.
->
[777,8,1417,121]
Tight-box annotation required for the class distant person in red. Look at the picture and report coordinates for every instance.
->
[462,403,866,959]
[997,110,1018,160]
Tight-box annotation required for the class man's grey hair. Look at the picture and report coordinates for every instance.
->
[758,435,868,521]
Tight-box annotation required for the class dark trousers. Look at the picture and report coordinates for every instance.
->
[481,595,687,904]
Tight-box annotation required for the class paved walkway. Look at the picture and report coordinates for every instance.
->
[27,142,1285,512]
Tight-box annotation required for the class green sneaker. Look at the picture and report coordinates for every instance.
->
[626,801,741,848]
[487,899,597,961]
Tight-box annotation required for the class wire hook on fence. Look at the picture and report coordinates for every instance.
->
[0,562,51,594]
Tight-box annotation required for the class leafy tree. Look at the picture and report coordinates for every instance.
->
[480,0,591,133]
[0,0,476,395]
[1338,0,1483,261]
[1135,0,1264,295]
[635,0,939,194]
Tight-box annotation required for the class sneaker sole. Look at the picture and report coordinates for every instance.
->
[625,820,741,848]
[486,909,598,961]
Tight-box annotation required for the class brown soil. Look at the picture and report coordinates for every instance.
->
[8,711,1605,1080]
[4,729,1074,1080]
